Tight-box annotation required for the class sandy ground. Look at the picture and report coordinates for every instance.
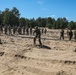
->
[0,29,76,75]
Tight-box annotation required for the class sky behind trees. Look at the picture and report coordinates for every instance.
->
[0,0,76,21]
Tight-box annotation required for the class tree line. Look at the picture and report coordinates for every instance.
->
[0,7,76,29]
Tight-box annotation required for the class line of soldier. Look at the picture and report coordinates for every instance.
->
[0,24,33,35]
[60,29,76,41]
[0,24,30,35]
[0,24,47,36]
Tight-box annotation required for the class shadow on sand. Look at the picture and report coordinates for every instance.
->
[36,45,51,50]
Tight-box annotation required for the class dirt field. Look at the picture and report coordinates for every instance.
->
[0,29,76,75]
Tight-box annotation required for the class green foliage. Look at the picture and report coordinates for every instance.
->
[46,23,52,29]
[3,8,10,24]
[29,18,36,28]
[0,7,76,30]
[19,17,26,27]
[68,21,76,29]
[1,7,20,26]
[12,7,20,18]
[0,11,2,24]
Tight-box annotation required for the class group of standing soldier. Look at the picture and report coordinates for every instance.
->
[0,24,47,36]
[0,24,33,35]
[60,29,76,41]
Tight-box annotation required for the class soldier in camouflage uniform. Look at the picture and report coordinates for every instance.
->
[33,26,42,47]
[13,25,17,35]
[74,29,76,41]
[18,26,22,35]
[26,27,29,35]
[8,25,11,35]
[69,29,73,40]
[44,28,47,34]
[60,29,64,40]
[42,28,44,34]
[0,24,3,34]
[30,26,32,35]
[23,26,26,35]
[4,24,8,35]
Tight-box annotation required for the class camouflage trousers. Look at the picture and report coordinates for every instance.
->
[34,35,42,46]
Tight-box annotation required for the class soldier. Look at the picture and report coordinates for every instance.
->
[0,39,2,44]
[42,28,44,34]
[8,25,11,35]
[74,29,76,41]
[30,26,32,35]
[69,29,73,40]
[60,29,64,40]
[4,24,8,34]
[0,25,1,35]
[26,27,29,35]
[33,26,42,47]
[23,26,26,35]
[18,26,22,35]
[13,25,17,35]
[44,28,47,34]
[0,24,3,34]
